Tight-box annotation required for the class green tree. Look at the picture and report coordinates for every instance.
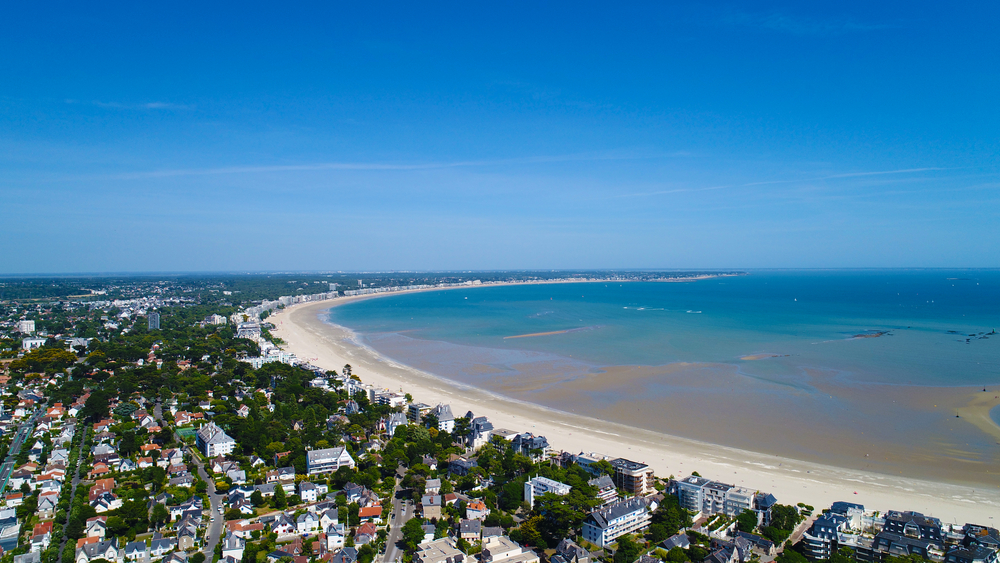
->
[650,495,692,538]
[613,534,641,563]
[665,547,687,562]
[150,504,170,527]
[106,516,128,537]
[736,509,758,533]
[191,553,206,563]
[401,518,426,552]
[358,544,375,563]
[274,485,287,509]
[251,490,265,507]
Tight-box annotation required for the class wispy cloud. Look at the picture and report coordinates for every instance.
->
[610,167,953,199]
[721,9,897,36]
[64,99,194,110]
[106,150,690,180]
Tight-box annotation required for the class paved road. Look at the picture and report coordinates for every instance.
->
[189,450,224,557]
[383,479,413,563]
[56,426,90,563]
[154,402,224,556]
[0,409,41,496]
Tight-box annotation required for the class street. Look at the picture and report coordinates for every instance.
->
[0,409,40,496]
[56,426,90,563]
[382,479,413,563]
[154,401,224,557]
[189,450,225,558]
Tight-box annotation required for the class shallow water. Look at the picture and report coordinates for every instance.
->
[328,270,1000,484]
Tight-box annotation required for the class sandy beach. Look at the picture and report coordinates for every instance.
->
[270,292,1000,524]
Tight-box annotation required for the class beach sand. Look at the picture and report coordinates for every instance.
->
[271,294,1000,524]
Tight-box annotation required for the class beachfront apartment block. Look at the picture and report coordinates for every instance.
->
[408,403,432,424]
[676,475,754,518]
[581,497,657,548]
[524,475,572,507]
[803,502,867,560]
[235,322,262,341]
[575,453,654,496]
[610,457,655,496]
[375,392,408,408]
[196,422,236,457]
[306,447,356,475]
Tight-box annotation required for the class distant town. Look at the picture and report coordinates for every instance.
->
[0,273,989,563]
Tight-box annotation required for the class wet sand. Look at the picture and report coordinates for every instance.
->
[271,294,1000,524]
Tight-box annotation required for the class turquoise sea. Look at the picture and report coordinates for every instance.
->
[328,270,1000,483]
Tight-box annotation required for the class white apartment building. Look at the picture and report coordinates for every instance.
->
[581,497,657,548]
[196,422,236,457]
[524,476,572,507]
[306,447,356,475]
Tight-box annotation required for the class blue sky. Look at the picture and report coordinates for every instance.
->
[2,2,998,273]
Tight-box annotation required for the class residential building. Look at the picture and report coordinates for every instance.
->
[947,546,999,563]
[468,416,494,450]
[574,452,613,475]
[554,539,591,563]
[466,499,490,520]
[125,540,149,561]
[235,323,261,340]
[222,533,245,561]
[148,312,160,330]
[151,538,177,560]
[17,320,35,334]
[196,422,236,457]
[458,519,481,541]
[306,447,356,475]
[0,508,21,551]
[408,403,432,424]
[22,338,46,350]
[883,511,944,545]
[588,475,618,505]
[524,475,571,507]
[76,539,119,563]
[512,433,550,461]
[480,536,540,563]
[299,482,318,503]
[581,497,657,548]
[414,537,465,563]
[429,404,455,433]
[385,412,408,437]
[609,458,654,496]
[803,513,852,559]
[676,475,711,514]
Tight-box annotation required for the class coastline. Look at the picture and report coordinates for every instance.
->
[270,291,1000,524]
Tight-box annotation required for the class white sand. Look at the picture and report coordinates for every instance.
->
[270,292,1000,524]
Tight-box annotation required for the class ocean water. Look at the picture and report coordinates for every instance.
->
[330,270,1000,388]
[327,270,1000,482]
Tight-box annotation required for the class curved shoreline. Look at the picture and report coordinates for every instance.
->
[270,289,1000,524]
